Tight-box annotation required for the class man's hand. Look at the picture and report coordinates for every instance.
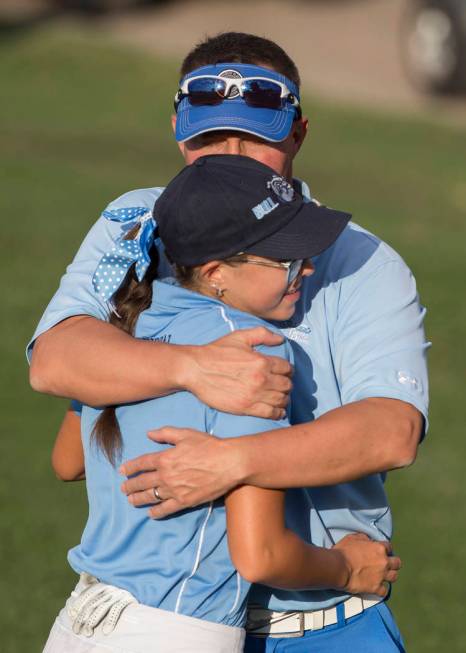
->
[120,427,244,519]
[181,327,292,419]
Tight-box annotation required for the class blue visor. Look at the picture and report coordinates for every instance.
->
[175,63,300,143]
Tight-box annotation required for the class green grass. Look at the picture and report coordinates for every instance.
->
[1,25,465,652]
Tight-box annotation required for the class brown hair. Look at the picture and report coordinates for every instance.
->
[91,228,160,466]
[180,32,301,89]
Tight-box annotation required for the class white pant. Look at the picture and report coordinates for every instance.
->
[43,576,245,653]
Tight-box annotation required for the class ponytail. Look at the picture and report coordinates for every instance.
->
[91,232,160,466]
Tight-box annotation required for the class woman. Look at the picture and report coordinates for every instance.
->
[46,155,400,652]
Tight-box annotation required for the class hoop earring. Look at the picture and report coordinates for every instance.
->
[214,286,224,298]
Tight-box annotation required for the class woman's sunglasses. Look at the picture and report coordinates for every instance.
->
[174,75,302,119]
[228,256,305,285]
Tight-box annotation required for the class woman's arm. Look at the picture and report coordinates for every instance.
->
[51,406,85,481]
[225,484,400,594]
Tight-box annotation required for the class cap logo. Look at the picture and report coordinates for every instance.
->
[252,196,279,220]
[267,175,295,203]
[219,69,242,99]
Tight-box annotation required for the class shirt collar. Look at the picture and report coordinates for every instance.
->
[292,177,312,201]
[149,278,224,314]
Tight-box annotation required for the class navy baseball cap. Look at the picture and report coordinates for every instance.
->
[175,63,300,143]
[154,155,350,266]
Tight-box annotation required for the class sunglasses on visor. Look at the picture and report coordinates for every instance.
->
[174,75,302,118]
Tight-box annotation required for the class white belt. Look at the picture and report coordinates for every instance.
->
[246,595,382,638]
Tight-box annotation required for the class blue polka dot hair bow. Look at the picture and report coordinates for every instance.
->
[92,206,159,302]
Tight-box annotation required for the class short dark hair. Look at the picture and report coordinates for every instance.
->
[180,32,301,89]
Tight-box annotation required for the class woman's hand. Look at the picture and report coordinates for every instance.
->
[333,533,401,596]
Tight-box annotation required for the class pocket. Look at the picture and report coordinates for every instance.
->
[370,603,406,653]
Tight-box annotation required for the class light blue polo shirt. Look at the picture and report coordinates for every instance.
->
[250,219,430,611]
[29,181,430,612]
[68,281,292,626]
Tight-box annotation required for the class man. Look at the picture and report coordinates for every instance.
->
[30,32,429,652]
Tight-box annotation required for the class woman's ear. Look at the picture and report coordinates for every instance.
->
[198,261,225,295]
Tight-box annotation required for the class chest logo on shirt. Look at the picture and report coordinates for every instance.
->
[284,324,312,345]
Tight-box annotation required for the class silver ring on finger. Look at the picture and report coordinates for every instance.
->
[153,487,164,503]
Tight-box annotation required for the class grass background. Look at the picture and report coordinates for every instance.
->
[1,24,465,652]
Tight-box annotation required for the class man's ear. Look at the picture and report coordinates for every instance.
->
[291,117,309,154]
[172,114,186,158]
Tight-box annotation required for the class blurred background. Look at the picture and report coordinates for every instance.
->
[1,0,465,651]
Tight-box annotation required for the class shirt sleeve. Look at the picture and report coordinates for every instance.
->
[26,187,164,362]
[333,258,431,430]
[70,399,83,416]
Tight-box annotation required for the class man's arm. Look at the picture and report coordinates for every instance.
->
[30,316,292,418]
[121,396,422,518]
[236,397,422,489]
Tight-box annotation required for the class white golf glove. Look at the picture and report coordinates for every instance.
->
[67,574,137,637]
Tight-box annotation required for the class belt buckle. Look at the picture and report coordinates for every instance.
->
[279,612,304,639]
